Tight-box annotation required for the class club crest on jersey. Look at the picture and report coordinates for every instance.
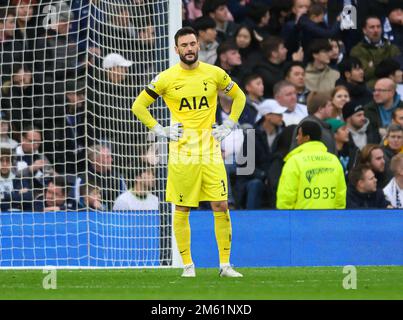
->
[179,96,210,110]
[203,80,208,91]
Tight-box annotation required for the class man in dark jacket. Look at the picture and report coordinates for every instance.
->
[254,36,288,98]
[336,57,373,107]
[342,101,381,150]
[350,15,400,88]
[202,0,238,44]
[346,164,391,209]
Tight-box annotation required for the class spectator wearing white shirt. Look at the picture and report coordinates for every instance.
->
[113,166,159,211]
[383,153,403,208]
[273,80,308,126]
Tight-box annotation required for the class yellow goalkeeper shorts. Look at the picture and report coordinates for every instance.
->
[166,152,228,207]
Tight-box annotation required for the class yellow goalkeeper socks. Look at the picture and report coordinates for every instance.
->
[173,210,193,266]
[213,210,232,265]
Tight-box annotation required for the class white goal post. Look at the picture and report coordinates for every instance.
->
[0,0,182,268]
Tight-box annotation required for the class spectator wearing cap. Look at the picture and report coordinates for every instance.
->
[374,58,403,101]
[335,57,373,107]
[88,52,137,171]
[383,153,403,208]
[239,73,264,126]
[202,0,238,44]
[254,36,290,98]
[343,100,381,150]
[277,120,346,209]
[192,16,219,65]
[350,15,400,89]
[113,166,159,211]
[346,164,392,209]
[364,78,403,139]
[236,99,287,209]
[273,80,308,126]
[325,118,360,179]
[103,53,133,84]
[304,38,340,94]
[290,91,336,154]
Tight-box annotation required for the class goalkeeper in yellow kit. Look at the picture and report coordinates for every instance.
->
[131,27,246,277]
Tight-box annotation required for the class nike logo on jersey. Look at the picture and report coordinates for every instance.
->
[221,193,227,197]
[175,85,184,90]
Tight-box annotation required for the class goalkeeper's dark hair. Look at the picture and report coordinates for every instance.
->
[174,26,198,46]
[192,16,216,33]
[297,121,322,142]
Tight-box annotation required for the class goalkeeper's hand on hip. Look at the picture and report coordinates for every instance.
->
[151,123,183,141]
[212,119,236,142]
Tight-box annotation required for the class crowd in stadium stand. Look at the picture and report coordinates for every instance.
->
[1,0,403,211]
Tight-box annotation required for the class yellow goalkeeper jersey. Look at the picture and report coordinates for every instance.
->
[140,61,237,156]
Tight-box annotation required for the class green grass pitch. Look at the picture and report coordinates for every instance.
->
[1,266,402,300]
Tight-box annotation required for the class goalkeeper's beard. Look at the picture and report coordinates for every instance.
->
[180,52,199,65]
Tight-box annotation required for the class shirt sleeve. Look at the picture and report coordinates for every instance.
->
[215,67,246,123]
[131,73,167,129]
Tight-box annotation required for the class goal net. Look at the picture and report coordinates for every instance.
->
[0,0,181,267]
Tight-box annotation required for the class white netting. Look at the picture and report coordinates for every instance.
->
[0,0,179,267]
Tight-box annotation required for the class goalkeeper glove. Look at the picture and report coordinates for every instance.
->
[212,119,236,142]
[151,123,183,141]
